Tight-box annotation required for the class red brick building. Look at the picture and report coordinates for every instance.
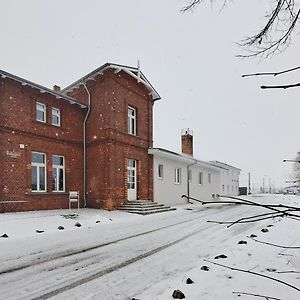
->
[0,63,160,212]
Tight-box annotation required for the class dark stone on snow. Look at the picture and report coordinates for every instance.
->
[58,226,64,230]
[238,240,247,245]
[201,265,210,271]
[75,222,81,227]
[186,278,194,284]
[214,254,227,259]
[96,220,101,223]
[261,228,269,233]
[1,233,9,238]
[36,230,44,233]
[267,224,274,228]
[172,289,185,299]
[266,268,277,272]
[250,234,257,238]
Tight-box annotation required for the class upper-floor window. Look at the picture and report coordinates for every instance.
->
[198,172,203,185]
[174,168,181,184]
[31,152,46,192]
[52,107,61,126]
[36,102,46,123]
[128,106,136,135]
[52,155,65,191]
[158,164,164,179]
[208,173,211,184]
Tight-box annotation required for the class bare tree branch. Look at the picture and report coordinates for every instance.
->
[248,236,300,249]
[232,291,282,300]
[204,259,300,292]
[182,0,300,58]
[242,65,300,77]
[261,82,300,89]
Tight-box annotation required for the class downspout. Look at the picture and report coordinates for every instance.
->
[187,159,197,203]
[82,82,91,207]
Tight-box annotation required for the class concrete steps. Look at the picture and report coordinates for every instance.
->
[118,200,176,215]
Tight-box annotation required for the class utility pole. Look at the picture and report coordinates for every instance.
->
[248,172,251,194]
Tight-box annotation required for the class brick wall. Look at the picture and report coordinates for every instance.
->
[0,77,85,212]
[0,67,155,212]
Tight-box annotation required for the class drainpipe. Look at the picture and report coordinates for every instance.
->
[187,159,197,203]
[82,82,91,207]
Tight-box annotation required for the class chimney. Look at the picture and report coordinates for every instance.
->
[181,128,193,156]
[53,85,61,92]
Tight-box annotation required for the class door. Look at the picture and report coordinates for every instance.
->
[127,159,137,201]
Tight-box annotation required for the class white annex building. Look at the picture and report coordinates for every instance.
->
[149,129,240,206]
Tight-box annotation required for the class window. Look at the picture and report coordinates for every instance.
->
[52,107,60,126]
[188,169,192,182]
[31,152,46,192]
[36,102,46,123]
[198,172,203,185]
[208,173,211,184]
[52,155,65,192]
[227,185,229,192]
[222,184,225,192]
[158,164,163,179]
[128,106,136,135]
[174,168,181,184]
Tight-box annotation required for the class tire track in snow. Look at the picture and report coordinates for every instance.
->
[0,212,203,276]
[32,226,207,300]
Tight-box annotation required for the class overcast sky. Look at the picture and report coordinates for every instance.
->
[1,0,300,190]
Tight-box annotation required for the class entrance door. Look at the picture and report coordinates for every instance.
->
[127,159,137,201]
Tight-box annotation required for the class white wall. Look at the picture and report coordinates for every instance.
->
[152,154,221,206]
[220,168,240,197]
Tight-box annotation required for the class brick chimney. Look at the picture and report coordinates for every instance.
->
[181,128,193,156]
[53,85,61,92]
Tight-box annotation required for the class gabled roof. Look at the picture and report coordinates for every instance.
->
[61,63,161,101]
[0,69,87,108]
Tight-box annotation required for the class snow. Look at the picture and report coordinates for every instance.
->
[0,195,300,299]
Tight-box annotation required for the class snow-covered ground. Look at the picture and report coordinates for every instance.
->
[0,195,300,299]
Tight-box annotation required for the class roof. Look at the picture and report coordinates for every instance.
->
[0,69,87,108]
[209,160,241,171]
[148,148,221,170]
[61,63,161,101]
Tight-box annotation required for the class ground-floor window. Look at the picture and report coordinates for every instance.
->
[198,172,203,185]
[158,164,164,179]
[52,155,65,191]
[174,168,181,184]
[31,152,46,192]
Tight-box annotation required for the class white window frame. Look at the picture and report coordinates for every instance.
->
[52,107,61,127]
[208,173,211,184]
[174,168,181,184]
[31,151,46,192]
[158,164,164,179]
[52,155,65,192]
[36,102,46,123]
[128,106,136,135]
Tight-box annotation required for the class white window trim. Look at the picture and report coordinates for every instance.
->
[36,102,46,123]
[158,164,163,179]
[52,155,65,192]
[174,168,181,185]
[128,106,136,136]
[32,151,46,192]
[52,107,61,127]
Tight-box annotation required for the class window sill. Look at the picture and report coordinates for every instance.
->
[25,192,69,195]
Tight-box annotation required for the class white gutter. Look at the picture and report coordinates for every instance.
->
[82,82,91,207]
